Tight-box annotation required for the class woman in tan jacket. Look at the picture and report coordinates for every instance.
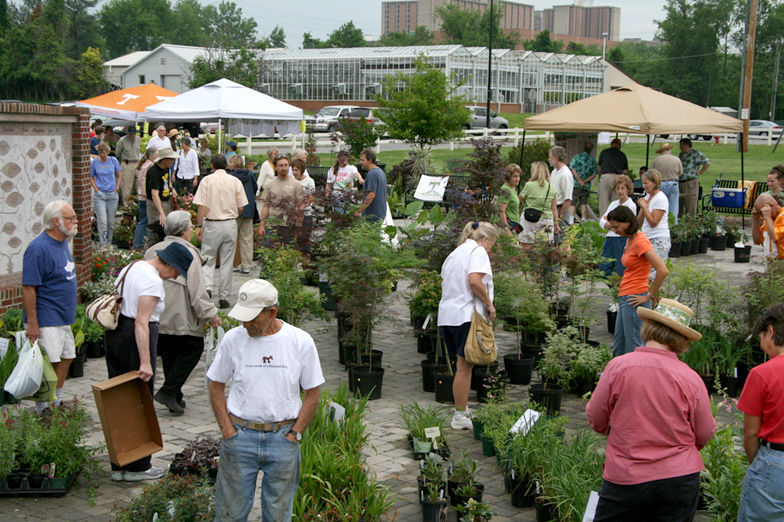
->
[144,210,221,415]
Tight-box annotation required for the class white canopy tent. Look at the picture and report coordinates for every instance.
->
[144,78,304,150]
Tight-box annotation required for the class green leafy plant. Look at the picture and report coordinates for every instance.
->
[455,498,494,522]
[114,474,216,521]
[330,117,382,161]
[408,270,442,320]
[0,308,23,340]
[537,326,588,391]
[571,343,612,383]
[420,455,447,502]
[449,449,477,486]
[493,272,553,353]
[399,400,449,443]
[680,329,717,375]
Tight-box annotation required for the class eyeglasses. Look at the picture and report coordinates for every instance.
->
[61,216,78,222]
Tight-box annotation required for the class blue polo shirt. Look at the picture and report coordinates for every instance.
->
[22,232,77,327]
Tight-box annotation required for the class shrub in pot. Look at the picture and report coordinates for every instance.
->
[400,401,450,458]
[570,343,612,397]
[448,450,479,507]
[419,456,449,522]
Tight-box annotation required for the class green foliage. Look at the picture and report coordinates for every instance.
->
[379,26,433,46]
[436,3,518,50]
[493,272,553,350]
[420,455,447,502]
[456,498,494,522]
[294,385,394,522]
[452,138,507,221]
[189,47,260,89]
[408,270,442,318]
[538,326,590,391]
[448,449,477,485]
[302,21,366,49]
[0,339,18,390]
[522,30,563,53]
[398,400,449,441]
[73,46,108,98]
[331,117,381,160]
[506,139,551,185]
[256,244,329,328]
[744,260,784,333]
[377,57,471,151]
[564,41,599,56]
[267,24,286,47]
[114,474,215,521]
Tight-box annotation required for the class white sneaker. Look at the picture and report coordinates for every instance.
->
[122,466,166,482]
[451,410,473,430]
[111,471,124,482]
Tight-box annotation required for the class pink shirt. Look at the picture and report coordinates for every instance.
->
[586,346,716,485]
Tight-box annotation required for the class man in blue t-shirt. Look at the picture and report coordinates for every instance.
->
[355,149,387,222]
[22,200,79,414]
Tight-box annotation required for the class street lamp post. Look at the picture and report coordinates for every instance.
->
[602,32,608,61]
[486,0,494,129]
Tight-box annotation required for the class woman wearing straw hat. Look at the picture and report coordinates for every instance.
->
[586,299,716,522]
[737,302,784,521]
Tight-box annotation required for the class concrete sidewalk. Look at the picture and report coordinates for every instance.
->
[0,243,759,521]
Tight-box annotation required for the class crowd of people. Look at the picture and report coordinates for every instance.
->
[18,123,784,520]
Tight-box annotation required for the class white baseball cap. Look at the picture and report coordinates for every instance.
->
[229,279,279,322]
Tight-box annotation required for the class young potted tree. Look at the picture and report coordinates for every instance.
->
[530,327,584,414]
[448,450,484,508]
[419,456,449,522]
[409,270,442,353]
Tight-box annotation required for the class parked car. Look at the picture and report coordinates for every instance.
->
[346,107,383,125]
[748,120,782,137]
[305,105,359,132]
[465,106,509,129]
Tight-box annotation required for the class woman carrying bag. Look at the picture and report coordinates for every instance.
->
[438,221,498,431]
[519,161,559,250]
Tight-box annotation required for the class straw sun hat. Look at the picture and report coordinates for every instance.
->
[637,298,702,342]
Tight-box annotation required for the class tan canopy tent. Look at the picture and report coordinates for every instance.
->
[524,83,744,135]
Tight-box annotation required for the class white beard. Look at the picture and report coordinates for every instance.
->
[59,222,77,238]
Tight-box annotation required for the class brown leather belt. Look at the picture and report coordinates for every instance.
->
[229,413,295,432]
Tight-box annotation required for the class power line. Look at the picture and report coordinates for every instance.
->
[612,51,720,64]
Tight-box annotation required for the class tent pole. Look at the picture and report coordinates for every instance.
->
[741,135,745,229]
[645,135,650,167]
[218,119,223,154]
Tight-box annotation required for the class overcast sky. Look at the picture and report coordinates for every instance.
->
[223,0,668,49]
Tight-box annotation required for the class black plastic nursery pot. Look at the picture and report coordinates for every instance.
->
[68,353,85,378]
[480,435,496,457]
[680,240,691,257]
[318,282,335,311]
[476,369,508,403]
[416,329,438,354]
[535,496,558,522]
[421,360,447,393]
[607,310,617,334]
[689,239,700,255]
[506,472,536,508]
[472,418,483,440]
[434,372,455,404]
[720,374,739,397]
[669,240,682,258]
[85,340,105,358]
[503,354,535,385]
[420,498,449,522]
[698,237,710,254]
[451,483,485,508]
[710,234,728,251]
[471,362,499,391]
[734,245,751,263]
[528,383,563,416]
[350,367,384,400]
[521,344,545,365]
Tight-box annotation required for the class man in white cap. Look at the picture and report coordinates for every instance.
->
[650,143,682,222]
[207,279,324,522]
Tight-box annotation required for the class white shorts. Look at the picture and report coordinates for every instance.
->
[518,218,555,244]
[36,325,76,363]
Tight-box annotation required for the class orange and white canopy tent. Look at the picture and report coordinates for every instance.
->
[76,84,178,121]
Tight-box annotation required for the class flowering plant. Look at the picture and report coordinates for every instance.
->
[91,246,144,281]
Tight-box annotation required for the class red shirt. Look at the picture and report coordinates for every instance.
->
[738,355,784,444]
[619,232,653,297]
[586,346,716,485]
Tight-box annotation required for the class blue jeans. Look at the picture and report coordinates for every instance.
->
[214,422,300,522]
[132,200,148,250]
[738,446,784,521]
[599,236,628,279]
[614,294,651,357]
[659,181,679,223]
[93,190,119,246]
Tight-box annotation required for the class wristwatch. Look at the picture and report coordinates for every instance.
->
[289,429,301,442]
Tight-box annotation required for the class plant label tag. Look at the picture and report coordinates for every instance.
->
[329,402,346,423]
[582,491,599,522]
[424,427,441,439]
[509,409,541,435]
[0,338,7,359]
[422,313,433,330]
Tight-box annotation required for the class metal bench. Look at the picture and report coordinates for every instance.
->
[701,178,768,215]
[306,165,331,186]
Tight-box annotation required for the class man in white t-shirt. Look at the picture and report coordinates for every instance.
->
[549,146,573,244]
[207,279,324,522]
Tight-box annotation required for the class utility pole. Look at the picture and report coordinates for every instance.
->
[485,0,494,129]
[770,39,781,122]
[602,32,608,62]
[741,0,758,153]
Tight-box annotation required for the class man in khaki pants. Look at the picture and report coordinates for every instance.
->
[114,126,141,207]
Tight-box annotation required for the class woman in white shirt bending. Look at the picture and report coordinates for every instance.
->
[599,174,638,279]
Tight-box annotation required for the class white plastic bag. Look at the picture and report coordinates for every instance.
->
[204,326,225,387]
[4,338,44,399]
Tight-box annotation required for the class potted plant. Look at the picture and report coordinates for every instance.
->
[323,220,424,399]
[419,456,449,522]
[570,343,612,397]
[448,450,481,507]
[113,474,216,521]
[723,217,741,246]
[669,220,688,258]
[409,270,442,352]
[400,401,450,458]
[734,232,752,263]
[455,498,494,522]
[530,327,586,414]
[713,335,750,397]
[680,330,717,393]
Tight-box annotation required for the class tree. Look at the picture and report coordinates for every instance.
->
[523,30,563,52]
[268,25,285,47]
[188,47,260,88]
[437,4,518,50]
[202,1,259,49]
[376,57,470,153]
[326,21,365,48]
[302,31,322,49]
[565,41,599,56]
[73,46,108,98]
[98,0,174,57]
[64,0,103,60]
[379,26,433,46]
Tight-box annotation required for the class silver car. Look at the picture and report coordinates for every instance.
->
[748,120,782,137]
[465,106,509,129]
[305,105,359,132]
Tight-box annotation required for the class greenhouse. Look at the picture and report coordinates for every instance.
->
[260,44,606,111]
